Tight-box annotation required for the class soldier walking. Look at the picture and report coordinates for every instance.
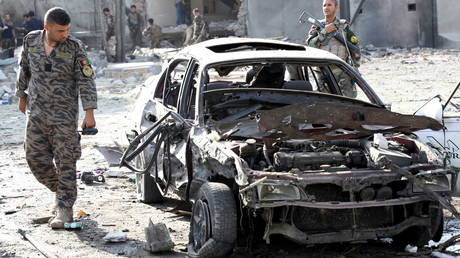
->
[142,18,161,49]
[16,7,97,229]
[306,0,361,98]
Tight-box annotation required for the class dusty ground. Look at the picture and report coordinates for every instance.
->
[1,47,460,258]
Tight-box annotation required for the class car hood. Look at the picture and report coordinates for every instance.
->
[212,97,443,140]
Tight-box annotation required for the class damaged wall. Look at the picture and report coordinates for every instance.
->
[350,0,435,48]
[436,0,460,48]
[246,0,322,42]
[245,0,440,48]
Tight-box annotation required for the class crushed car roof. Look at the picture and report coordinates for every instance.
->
[177,37,343,65]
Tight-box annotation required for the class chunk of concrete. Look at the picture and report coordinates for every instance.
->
[144,219,174,253]
[103,232,128,243]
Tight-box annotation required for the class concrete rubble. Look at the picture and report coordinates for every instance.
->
[144,219,174,253]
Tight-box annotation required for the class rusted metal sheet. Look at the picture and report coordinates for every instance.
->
[257,102,443,140]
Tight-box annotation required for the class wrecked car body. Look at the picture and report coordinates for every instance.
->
[120,38,458,257]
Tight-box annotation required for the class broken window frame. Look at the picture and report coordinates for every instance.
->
[156,58,191,109]
[177,58,200,119]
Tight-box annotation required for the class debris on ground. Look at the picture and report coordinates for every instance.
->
[64,222,82,230]
[404,245,418,253]
[144,219,174,253]
[31,216,53,224]
[103,232,128,243]
[18,229,59,258]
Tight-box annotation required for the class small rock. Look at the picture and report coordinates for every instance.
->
[405,244,418,253]
[103,232,128,243]
[401,60,417,64]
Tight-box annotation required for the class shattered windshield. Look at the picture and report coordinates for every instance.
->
[203,61,374,123]
[204,62,371,103]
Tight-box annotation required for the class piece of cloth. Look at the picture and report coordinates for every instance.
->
[16,30,97,208]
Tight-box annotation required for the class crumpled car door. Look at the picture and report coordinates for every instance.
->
[120,111,191,194]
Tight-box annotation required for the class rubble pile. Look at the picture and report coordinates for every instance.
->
[0,51,19,105]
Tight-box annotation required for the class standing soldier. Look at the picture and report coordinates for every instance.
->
[102,8,115,42]
[191,8,208,44]
[16,7,97,229]
[306,0,361,98]
[102,7,116,61]
[127,4,143,50]
[1,14,16,49]
[142,18,161,49]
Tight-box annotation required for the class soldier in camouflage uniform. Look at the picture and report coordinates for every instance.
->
[307,0,361,98]
[127,4,143,50]
[15,7,97,229]
[142,18,161,48]
[191,8,209,45]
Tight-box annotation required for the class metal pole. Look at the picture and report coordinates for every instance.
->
[340,0,351,21]
[115,0,125,62]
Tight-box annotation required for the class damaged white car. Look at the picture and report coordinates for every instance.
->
[120,38,458,257]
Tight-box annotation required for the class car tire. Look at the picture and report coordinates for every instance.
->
[432,208,444,243]
[392,204,443,248]
[188,182,237,258]
[134,152,164,203]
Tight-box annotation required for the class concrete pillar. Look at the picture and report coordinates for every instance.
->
[115,0,125,62]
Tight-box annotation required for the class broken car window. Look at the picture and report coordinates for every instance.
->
[163,60,189,108]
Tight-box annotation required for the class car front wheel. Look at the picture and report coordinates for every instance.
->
[392,203,444,248]
[188,182,237,258]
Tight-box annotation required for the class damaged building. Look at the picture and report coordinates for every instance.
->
[1,0,460,48]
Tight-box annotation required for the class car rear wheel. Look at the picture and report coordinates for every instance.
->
[134,152,164,203]
[188,182,237,258]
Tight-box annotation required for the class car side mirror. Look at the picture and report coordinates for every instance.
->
[414,96,443,123]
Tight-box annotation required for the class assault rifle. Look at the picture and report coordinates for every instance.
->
[299,10,360,56]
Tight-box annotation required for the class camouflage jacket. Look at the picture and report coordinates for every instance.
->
[142,24,161,40]
[16,30,97,125]
[192,16,208,43]
[128,12,143,32]
[306,18,361,68]
[105,14,115,36]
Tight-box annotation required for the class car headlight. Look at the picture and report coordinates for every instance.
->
[257,183,301,201]
[413,174,451,193]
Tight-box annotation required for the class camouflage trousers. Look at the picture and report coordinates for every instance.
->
[24,117,81,208]
[331,68,357,98]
